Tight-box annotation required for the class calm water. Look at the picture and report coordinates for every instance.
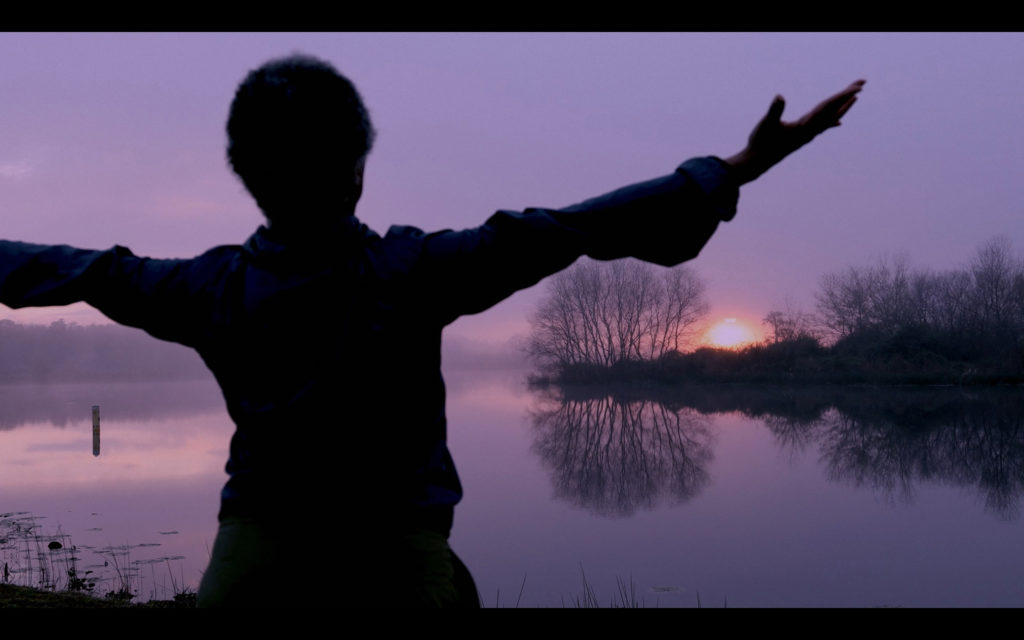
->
[3,371,1024,607]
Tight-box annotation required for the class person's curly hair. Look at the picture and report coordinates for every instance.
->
[226,54,376,216]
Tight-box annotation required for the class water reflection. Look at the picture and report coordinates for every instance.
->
[529,386,714,517]
[785,388,1024,520]
[529,383,1024,520]
[0,379,223,432]
[1,379,232,602]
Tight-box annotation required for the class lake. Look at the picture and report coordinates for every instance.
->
[3,370,1024,607]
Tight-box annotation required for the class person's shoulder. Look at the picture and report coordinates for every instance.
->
[382,223,428,243]
[165,244,247,290]
[189,243,246,270]
[373,224,432,274]
[196,243,245,259]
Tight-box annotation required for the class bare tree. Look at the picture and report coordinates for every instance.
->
[968,236,1021,342]
[656,266,710,354]
[815,266,874,340]
[526,259,707,370]
[762,301,818,344]
[930,269,973,337]
[815,255,921,341]
[813,237,1024,363]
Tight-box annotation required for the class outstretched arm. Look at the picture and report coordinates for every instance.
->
[385,80,865,326]
[0,240,221,346]
[724,79,866,185]
[405,156,737,325]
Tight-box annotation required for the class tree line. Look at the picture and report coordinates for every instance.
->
[757,236,1024,376]
[0,319,209,383]
[527,237,1024,385]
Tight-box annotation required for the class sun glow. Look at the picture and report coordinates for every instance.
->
[706,317,756,349]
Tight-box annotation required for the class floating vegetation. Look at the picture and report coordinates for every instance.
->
[158,531,179,535]
[135,555,185,565]
[93,542,161,554]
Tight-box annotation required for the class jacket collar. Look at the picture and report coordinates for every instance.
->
[242,216,372,268]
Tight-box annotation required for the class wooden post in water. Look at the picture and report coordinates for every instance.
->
[92,405,100,457]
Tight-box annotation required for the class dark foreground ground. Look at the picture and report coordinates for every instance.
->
[0,584,195,608]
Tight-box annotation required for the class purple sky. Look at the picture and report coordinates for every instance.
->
[2,33,1022,348]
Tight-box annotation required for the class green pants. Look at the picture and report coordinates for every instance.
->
[197,516,480,608]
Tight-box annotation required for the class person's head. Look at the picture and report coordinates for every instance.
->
[226,54,376,225]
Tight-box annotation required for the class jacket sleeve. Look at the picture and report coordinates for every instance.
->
[0,241,220,346]
[401,156,740,325]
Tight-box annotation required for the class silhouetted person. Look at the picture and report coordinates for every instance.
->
[0,55,863,607]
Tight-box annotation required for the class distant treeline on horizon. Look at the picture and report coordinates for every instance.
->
[0,319,209,383]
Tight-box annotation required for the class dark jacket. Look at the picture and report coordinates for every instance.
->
[0,157,738,535]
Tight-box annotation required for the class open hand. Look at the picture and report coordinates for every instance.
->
[725,79,865,185]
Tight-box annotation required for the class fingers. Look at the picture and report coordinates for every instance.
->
[760,95,785,125]
[824,80,866,109]
[805,80,865,129]
[835,96,857,119]
[825,99,856,128]
[836,79,866,97]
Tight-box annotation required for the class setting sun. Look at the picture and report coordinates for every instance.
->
[706,318,756,349]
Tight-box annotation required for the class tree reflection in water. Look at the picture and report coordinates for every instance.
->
[807,390,1024,520]
[529,385,714,517]
[529,383,1024,521]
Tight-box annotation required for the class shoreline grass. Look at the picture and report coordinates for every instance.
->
[1,511,197,608]
[0,583,194,608]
